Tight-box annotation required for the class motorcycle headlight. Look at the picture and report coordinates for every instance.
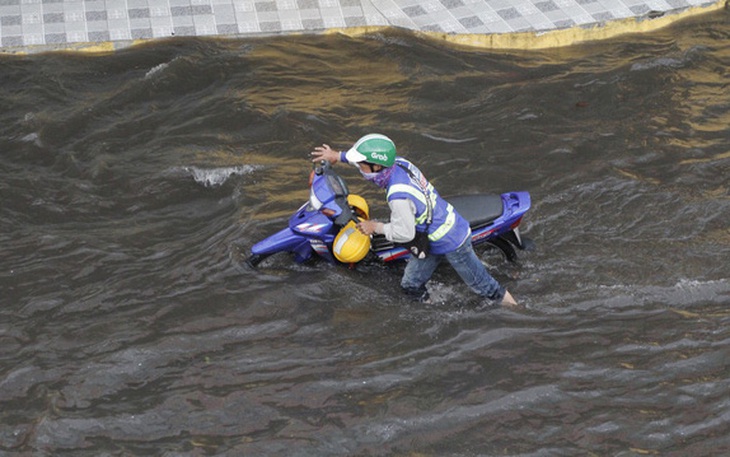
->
[309,188,323,210]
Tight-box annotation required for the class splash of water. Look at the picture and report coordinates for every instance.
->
[181,165,259,187]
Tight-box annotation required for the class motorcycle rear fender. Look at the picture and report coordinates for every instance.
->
[471,191,530,244]
[503,191,531,219]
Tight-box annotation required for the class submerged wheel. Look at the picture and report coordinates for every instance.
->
[482,237,518,263]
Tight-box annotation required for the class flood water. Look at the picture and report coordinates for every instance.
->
[1,10,729,456]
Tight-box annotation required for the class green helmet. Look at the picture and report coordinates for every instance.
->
[345,134,396,167]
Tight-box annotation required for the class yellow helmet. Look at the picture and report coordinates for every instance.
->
[347,194,369,220]
[333,220,370,263]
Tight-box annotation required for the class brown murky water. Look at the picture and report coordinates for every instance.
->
[1,10,728,456]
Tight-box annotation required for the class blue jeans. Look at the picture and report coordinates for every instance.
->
[401,238,506,303]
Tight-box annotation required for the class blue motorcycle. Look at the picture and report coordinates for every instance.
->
[247,161,531,267]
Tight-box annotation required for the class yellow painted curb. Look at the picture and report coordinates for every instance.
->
[334,0,728,50]
[440,0,728,50]
[0,38,150,56]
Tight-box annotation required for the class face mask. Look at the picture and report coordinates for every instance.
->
[359,170,379,180]
[359,165,393,188]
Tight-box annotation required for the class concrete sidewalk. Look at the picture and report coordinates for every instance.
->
[0,0,725,53]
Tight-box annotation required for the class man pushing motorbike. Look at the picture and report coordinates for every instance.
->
[311,133,518,307]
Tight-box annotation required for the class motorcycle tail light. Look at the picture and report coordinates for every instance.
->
[510,217,523,230]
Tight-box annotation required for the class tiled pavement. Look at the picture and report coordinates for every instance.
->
[0,0,725,52]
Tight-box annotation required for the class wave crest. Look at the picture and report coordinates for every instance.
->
[181,165,258,187]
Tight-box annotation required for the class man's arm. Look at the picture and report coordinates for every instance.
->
[382,199,416,243]
[356,199,416,243]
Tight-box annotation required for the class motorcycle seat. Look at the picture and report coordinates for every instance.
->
[446,194,503,229]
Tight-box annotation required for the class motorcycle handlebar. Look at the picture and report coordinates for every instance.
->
[310,160,327,185]
[313,159,330,175]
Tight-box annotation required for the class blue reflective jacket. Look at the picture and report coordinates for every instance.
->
[386,158,470,255]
